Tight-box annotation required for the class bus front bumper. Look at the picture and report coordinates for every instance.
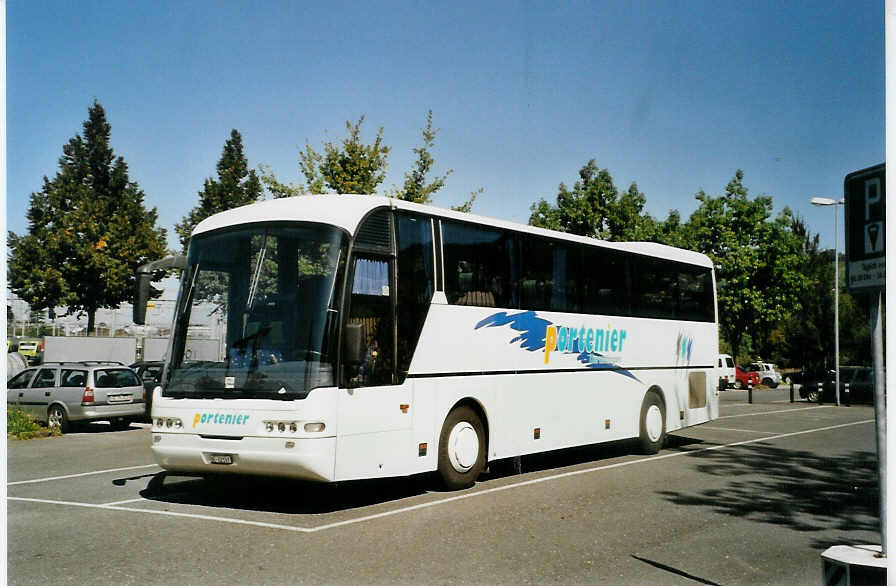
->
[151,433,336,482]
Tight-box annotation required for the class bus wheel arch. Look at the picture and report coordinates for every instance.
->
[638,387,666,455]
[436,400,488,490]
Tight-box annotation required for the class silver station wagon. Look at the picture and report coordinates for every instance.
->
[6,361,145,433]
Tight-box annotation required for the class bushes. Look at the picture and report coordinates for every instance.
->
[7,406,59,440]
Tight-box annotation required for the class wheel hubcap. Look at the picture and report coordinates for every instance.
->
[48,409,61,428]
[447,422,479,473]
[645,405,663,442]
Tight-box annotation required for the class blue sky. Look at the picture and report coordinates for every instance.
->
[7,1,884,254]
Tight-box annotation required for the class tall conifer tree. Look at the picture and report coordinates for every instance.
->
[8,101,168,334]
[176,129,262,251]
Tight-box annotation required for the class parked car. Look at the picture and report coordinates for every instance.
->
[735,365,761,390]
[6,361,145,433]
[717,354,736,390]
[17,338,43,365]
[744,362,782,388]
[799,366,883,404]
[130,360,163,418]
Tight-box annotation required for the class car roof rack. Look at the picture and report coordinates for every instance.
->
[38,361,126,366]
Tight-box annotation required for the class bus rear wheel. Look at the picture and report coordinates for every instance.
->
[638,392,666,454]
[437,405,486,490]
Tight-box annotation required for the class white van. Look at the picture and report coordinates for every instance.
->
[717,354,736,390]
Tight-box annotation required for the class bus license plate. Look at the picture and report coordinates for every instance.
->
[209,454,233,465]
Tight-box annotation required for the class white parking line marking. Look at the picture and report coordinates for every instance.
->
[6,497,317,533]
[8,464,160,486]
[7,419,873,534]
[101,498,147,506]
[705,427,777,435]
[718,406,834,420]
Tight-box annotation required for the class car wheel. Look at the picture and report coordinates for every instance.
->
[47,405,70,434]
[737,380,746,390]
[638,391,666,455]
[805,389,819,402]
[437,405,486,490]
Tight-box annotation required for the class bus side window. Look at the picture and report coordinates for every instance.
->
[396,213,435,383]
[347,256,395,387]
[442,220,515,308]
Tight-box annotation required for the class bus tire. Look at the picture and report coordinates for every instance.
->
[638,391,665,455]
[437,405,486,490]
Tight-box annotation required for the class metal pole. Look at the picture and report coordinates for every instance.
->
[834,204,841,407]
[871,290,886,555]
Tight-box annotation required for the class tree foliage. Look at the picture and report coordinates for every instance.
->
[779,216,870,371]
[394,110,452,204]
[528,159,654,241]
[175,129,262,252]
[7,101,167,333]
[261,110,479,212]
[300,115,391,194]
[683,170,806,361]
[258,164,304,199]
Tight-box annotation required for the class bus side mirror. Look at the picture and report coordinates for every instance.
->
[343,323,364,374]
[134,256,187,325]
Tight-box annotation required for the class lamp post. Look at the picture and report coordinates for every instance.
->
[810,196,844,406]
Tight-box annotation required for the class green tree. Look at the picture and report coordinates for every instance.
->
[175,129,262,252]
[779,216,870,371]
[300,115,391,194]
[683,170,805,362]
[7,101,167,334]
[452,188,483,213]
[394,110,452,204]
[605,182,657,242]
[258,164,304,199]
[529,159,656,241]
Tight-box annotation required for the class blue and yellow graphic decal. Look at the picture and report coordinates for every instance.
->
[475,310,639,381]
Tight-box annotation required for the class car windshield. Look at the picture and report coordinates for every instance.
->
[165,223,347,400]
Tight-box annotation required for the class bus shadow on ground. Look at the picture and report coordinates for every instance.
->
[483,435,703,479]
[657,445,879,548]
[139,472,432,514]
[137,436,705,515]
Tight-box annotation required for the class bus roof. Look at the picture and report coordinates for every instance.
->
[193,194,713,268]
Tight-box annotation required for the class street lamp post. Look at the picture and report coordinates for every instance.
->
[810,196,844,407]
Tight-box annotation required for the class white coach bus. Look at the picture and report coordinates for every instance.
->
[135,195,719,489]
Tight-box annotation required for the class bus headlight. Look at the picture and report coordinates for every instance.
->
[262,420,325,434]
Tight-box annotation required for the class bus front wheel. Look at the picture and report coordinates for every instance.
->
[437,405,486,490]
[638,392,666,454]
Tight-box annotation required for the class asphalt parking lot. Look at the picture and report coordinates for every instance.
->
[7,388,882,585]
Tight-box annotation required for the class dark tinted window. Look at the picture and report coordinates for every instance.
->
[631,256,714,322]
[517,236,553,311]
[678,266,714,322]
[396,213,435,382]
[443,221,515,308]
[33,368,57,388]
[143,366,162,382]
[7,370,36,389]
[61,370,87,387]
[94,369,140,388]
[580,247,630,316]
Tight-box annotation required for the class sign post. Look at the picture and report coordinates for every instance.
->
[844,163,886,557]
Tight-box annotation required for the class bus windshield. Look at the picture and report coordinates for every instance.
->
[166,223,347,400]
